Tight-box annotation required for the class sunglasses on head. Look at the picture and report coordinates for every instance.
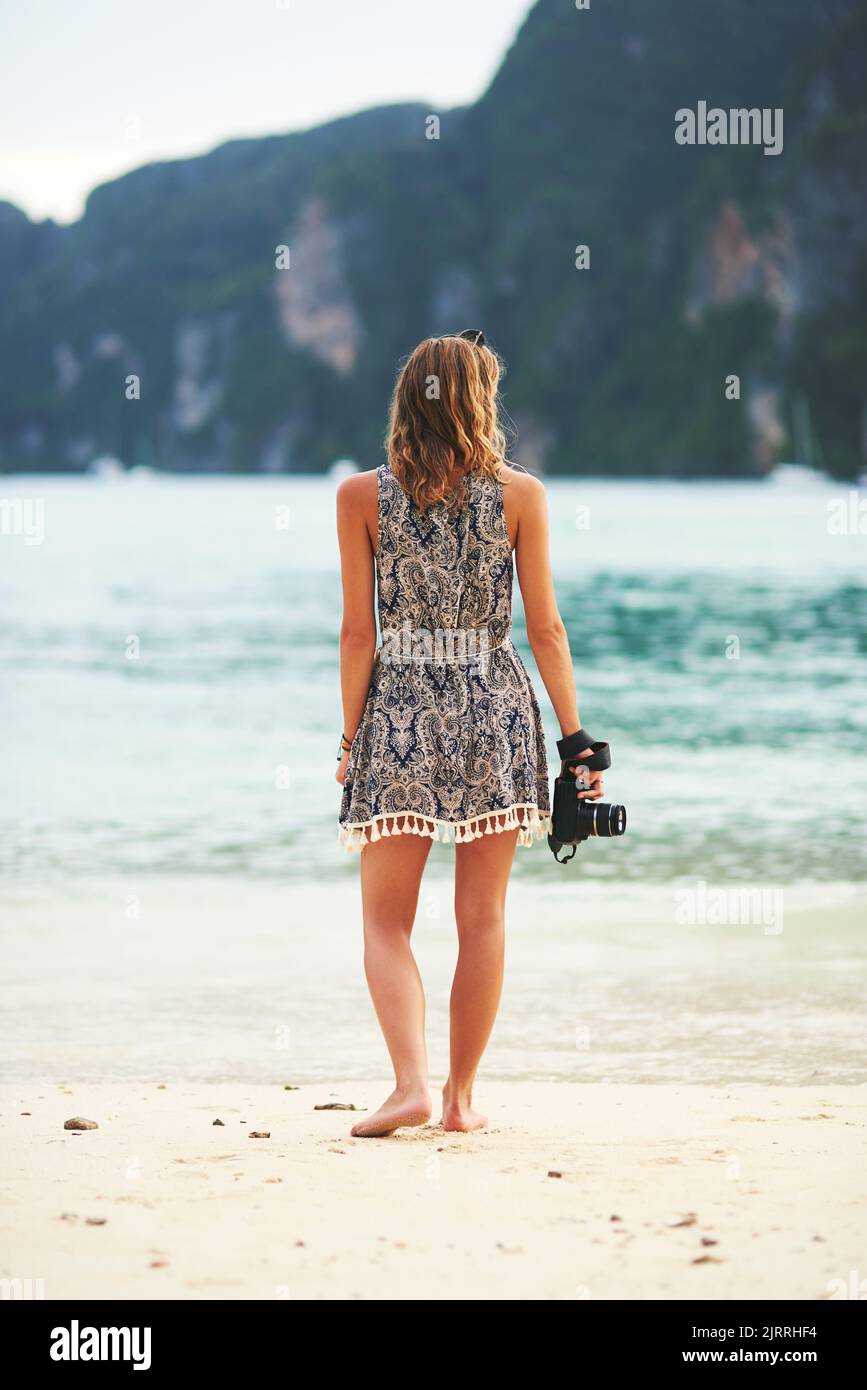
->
[435,329,486,348]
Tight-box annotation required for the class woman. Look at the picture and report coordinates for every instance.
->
[335,331,604,1136]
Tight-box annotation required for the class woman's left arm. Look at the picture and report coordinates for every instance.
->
[335,474,377,785]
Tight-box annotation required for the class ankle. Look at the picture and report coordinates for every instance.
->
[394,1078,429,1099]
[442,1078,473,1108]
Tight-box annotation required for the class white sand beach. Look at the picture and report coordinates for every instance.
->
[2,1079,864,1301]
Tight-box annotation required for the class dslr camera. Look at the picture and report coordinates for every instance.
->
[548,728,627,863]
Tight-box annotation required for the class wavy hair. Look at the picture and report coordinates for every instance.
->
[386,332,508,510]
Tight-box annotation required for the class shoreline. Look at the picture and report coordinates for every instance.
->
[2,1079,864,1300]
[3,878,865,1088]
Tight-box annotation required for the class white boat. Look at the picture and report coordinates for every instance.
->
[328,458,359,483]
[765,462,829,487]
[86,455,126,480]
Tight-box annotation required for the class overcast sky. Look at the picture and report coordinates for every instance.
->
[0,0,536,224]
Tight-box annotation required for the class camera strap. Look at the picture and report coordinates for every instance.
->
[556,728,612,774]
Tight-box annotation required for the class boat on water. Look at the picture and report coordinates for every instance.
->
[86,455,126,480]
[328,458,359,483]
[86,457,162,482]
[765,462,830,488]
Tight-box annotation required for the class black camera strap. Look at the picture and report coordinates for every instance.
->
[556,728,611,774]
[557,727,593,758]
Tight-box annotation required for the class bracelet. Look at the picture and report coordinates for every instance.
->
[337,731,354,760]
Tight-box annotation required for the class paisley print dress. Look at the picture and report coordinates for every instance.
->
[338,462,551,850]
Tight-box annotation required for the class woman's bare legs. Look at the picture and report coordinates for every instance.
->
[443,828,519,1132]
[352,831,433,1137]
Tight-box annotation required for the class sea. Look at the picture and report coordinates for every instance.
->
[2,473,865,1085]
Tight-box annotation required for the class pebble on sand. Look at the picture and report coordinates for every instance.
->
[249,1131,271,1139]
[64,1117,98,1131]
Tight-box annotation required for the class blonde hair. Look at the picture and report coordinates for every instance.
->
[386,333,508,510]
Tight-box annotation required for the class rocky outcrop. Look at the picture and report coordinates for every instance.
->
[273,198,363,376]
[686,202,799,329]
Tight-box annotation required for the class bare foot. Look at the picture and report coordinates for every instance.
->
[441,1080,487,1132]
[350,1086,432,1138]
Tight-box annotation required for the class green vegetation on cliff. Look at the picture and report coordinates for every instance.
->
[1,0,865,477]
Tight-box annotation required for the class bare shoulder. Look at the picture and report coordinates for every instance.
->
[499,463,544,495]
[336,467,378,513]
[499,464,546,519]
[336,467,378,552]
[499,464,546,548]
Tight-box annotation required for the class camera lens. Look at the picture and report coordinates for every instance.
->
[573,800,627,841]
[592,803,627,837]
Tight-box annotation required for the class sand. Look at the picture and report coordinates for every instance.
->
[1,1080,864,1301]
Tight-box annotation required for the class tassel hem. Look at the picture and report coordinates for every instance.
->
[337,804,551,853]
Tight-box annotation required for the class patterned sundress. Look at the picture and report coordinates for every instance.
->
[338,462,551,850]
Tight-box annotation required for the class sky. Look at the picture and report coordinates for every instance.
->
[0,0,536,225]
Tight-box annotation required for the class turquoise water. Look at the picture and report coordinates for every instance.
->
[3,474,866,885]
[2,474,866,1085]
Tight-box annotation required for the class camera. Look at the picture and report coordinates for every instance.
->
[548,729,627,864]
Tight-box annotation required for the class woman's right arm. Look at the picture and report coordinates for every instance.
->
[335,473,377,783]
[512,473,582,736]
